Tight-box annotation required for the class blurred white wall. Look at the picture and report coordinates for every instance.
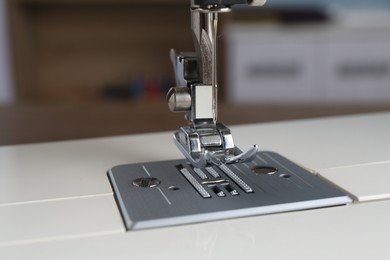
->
[0,0,15,104]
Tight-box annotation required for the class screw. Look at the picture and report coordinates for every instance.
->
[132,177,161,188]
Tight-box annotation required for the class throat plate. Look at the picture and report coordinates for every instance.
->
[107,151,351,230]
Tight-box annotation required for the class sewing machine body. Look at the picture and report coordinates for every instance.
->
[1,1,390,258]
[1,112,390,259]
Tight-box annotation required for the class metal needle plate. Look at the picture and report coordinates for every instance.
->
[107,151,352,230]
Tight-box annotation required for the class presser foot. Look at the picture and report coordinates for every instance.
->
[173,125,258,168]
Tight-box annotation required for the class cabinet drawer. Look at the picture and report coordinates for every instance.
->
[228,40,317,103]
[324,42,390,103]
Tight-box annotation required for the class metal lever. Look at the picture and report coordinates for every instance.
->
[167,0,266,167]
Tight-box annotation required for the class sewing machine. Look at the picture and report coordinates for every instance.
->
[107,0,351,230]
[1,0,390,259]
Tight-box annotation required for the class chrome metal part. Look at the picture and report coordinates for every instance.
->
[167,1,260,167]
[201,179,229,185]
[173,124,258,168]
[205,166,221,178]
[219,164,253,193]
[177,165,211,198]
[167,87,191,112]
[108,151,352,230]
[193,167,209,180]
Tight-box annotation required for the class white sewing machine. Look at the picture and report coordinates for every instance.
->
[1,0,390,259]
[1,112,390,259]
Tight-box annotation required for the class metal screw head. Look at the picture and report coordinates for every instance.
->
[167,87,192,112]
[132,177,161,188]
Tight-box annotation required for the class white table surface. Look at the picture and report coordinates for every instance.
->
[1,112,390,259]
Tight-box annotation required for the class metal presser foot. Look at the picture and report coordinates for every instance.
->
[107,0,352,231]
[166,0,265,168]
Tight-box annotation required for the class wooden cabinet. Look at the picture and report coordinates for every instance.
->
[8,0,194,102]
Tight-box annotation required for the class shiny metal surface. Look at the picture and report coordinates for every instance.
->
[167,1,262,167]
[108,151,352,230]
[167,87,191,112]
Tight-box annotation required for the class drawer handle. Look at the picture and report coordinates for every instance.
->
[247,63,301,78]
[337,62,389,78]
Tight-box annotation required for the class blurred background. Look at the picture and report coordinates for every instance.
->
[1,0,390,145]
